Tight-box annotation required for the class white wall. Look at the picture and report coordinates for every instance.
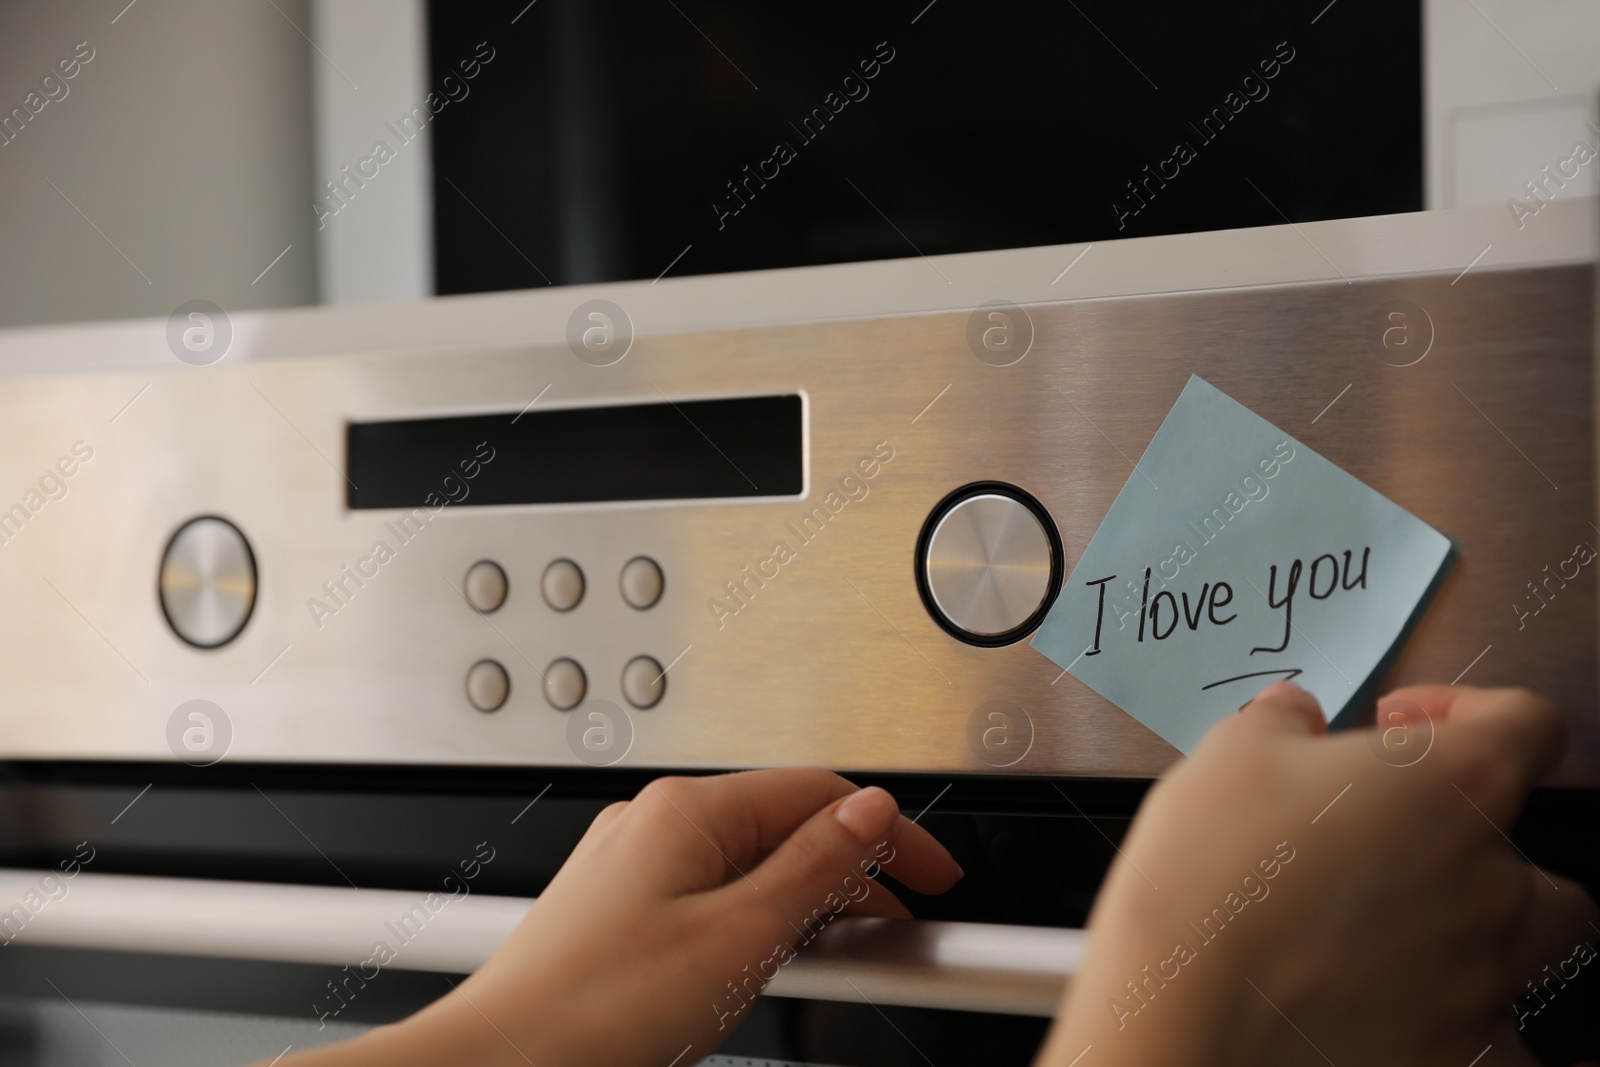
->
[0,1,318,330]
[1427,0,1600,211]
[310,0,433,306]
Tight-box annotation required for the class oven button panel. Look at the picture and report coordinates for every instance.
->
[459,556,671,716]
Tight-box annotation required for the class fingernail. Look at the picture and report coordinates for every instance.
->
[1378,697,1428,723]
[835,786,897,843]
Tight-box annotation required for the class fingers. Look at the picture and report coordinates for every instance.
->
[734,811,963,896]
[732,785,899,928]
[1404,686,1567,823]
[876,812,966,896]
[715,786,956,934]
[1236,679,1327,735]
[590,800,630,833]
[640,768,858,872]
[1381,684,1463,721]
[615,769,857,893]
[632,769,962,893]
[563,800,632,866]
[1391,686,1564,778]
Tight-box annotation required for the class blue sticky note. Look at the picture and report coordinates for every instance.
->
[1031,375,1454,754]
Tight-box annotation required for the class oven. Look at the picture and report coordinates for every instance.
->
[0,199,1595,1064]
[0,0,1598,1063]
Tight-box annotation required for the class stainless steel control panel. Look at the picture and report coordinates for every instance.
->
[0,205,1594,782]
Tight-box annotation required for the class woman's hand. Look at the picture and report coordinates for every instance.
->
[1036,682,1596,1067]
[275,768,962,1067]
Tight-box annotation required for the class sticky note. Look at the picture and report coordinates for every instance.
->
[1030,375,1454,754]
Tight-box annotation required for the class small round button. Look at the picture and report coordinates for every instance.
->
[159,516,257,649]
[465,659,510,712]
[916,484,1062,646]
[619,556,664,610]
[542,559,585,611]
[543,658,587,710]
[621,655,666,709]
[463,560,508,613]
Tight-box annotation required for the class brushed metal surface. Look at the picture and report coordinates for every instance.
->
[0,244,1592,782]
[157,517,257,649]
[924,493,1055,638]
[0,870,1079,1017]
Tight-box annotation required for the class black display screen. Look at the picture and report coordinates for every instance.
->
[346,394,803,509]
[427,0,1422,292]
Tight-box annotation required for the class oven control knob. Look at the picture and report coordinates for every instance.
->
[915,484,1062,646]
[159,516,258,649]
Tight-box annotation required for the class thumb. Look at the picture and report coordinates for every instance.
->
[717,786,904,938]
[1238,679,1327,735]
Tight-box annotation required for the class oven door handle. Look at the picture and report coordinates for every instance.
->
[0,869,1080,1017]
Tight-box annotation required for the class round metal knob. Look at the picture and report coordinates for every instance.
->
[159,516,257,648]
[917,485,1061,646]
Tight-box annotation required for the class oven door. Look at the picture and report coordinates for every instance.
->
[0,202,1595,1066]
